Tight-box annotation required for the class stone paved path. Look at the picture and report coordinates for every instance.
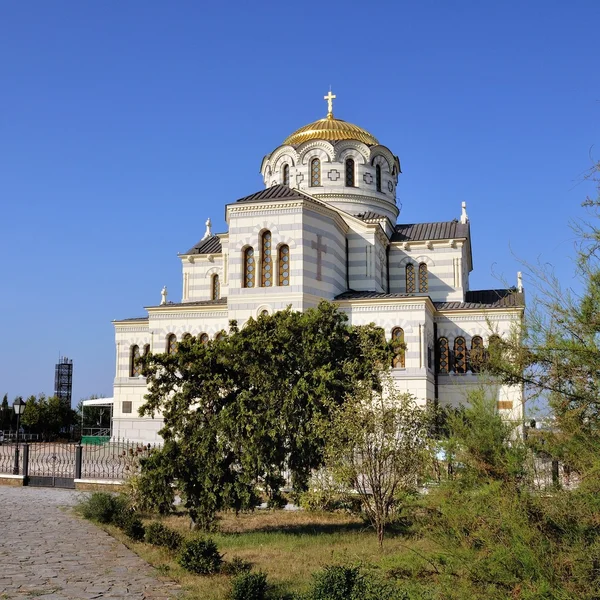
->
[0,486,181,599]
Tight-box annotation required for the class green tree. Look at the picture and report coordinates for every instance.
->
[22,394,76,440]
[140,301,392,530]
[326,376,431,546]
[0,394,10,431]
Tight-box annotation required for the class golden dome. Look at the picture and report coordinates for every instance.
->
[284,114,379,146]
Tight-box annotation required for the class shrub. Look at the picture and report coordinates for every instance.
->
[178,537,223,574]
[78,492,123,524]
[145,521,183,551]
[221,556,252,576]
[229,571,268,600]
[122,513,145,541]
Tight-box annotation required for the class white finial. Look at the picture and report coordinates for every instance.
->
[517,271,523,293]
[202,218,212,240]
[324,89,336,118]
[460,201,469,224]
[160,285,168,305]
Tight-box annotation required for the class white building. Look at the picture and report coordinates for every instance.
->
[112,92,524,443]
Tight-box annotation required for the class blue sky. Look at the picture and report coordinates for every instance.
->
[0,1,598,404]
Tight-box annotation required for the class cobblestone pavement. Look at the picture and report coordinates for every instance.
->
[0,486,181,599]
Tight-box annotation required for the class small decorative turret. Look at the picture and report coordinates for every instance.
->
[160,285,168,305]
[460,201,469,224]
[202,218,212,241]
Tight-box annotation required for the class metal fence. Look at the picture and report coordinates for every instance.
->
[0,439,159,484]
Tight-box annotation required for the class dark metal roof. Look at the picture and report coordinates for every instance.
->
[354,211,388,222]
[335,291,417,301]
[235,184,319,204]
[435,289,525,310]
[391,220,470,242]
[147,298,228,309]
[184,235,222,256]
[113,316,149,323]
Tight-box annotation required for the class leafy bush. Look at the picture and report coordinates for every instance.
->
[304,565,402,600]
[229,571,268,600]
[78,492,126,524]
[122,513,145,541]
[221,556,252,576]
[144,521,183,550]
[178,537,223,574]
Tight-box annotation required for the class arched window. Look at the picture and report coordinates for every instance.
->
[345,158,355,187]
[182,333,192,342]
[376,164,382,192]
[282,164,289,186]
[406,263,416,293]
[260,309,269,317]
[200,333,209,344]
[243,247,255,288]
[130,345,140,377]
[454,337,467,374]
[437,337,449,373]
[215,331,225,341]
[166,334,177,355]
[310,158,321,187]
[419,263,428,293]
[391,327,406,368]
[261,231,272,287]
[143,344,150,356]
[212,274,220,300]
[469,336,484,373]
[278,244,290,286]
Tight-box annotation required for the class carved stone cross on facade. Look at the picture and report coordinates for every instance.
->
[311,234,327,281]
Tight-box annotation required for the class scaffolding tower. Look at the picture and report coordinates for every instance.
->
[54,357,73,405]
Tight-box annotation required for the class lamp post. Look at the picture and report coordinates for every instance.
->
[12,398,26,475]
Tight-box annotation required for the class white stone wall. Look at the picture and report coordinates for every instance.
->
[182,252,228,303]
[389,240,469,302]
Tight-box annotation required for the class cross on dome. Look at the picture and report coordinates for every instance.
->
[324,89,336,119]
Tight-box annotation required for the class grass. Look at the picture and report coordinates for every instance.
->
[101,509,438,600]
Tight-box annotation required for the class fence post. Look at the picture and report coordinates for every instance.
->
[22,444,29,480]
[75,444,83,480]
[551,459,560,489]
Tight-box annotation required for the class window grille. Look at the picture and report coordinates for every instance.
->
[418,263,428,292]
[261,231,272,287]
[345,158,355,186]
[391,327,405,368]
[130,345,140,377]
[244,247,255,288]
[438,338,449,373]
[278,245,290,286]
[310,158,321,186]
[454,337,467,373]
[406,263,415,293]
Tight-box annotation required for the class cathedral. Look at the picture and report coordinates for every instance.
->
[112,92,525,443]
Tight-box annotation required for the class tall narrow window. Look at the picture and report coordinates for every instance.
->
[469,336,484,373]
[391,327,406,368]
[282,164,290,186]
[345,158,355,187]
[406,263,415,293]
[243,247,255,288]
[376,164,382,192]
[437,337,449,373]
[419,263,428,292]
[166,334,177,355]
[215,331,225,341]
[278,244,290,286]
[454,337,467,373]
[212,274,220,300]
[200,333,209,344]
[261,231,272,287]
[310,158,321,186]
[182,333,192,342]
[143,344,150,356]
[130,345,140,377]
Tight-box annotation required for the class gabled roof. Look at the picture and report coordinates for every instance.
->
[235,184,318,204]
[354,211,388,222]
[435,289,525,310]
[391,220,470,242]
[147,298,228,309]
[184,235,222,256]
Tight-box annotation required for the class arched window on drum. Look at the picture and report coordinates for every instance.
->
[391,327,406,368]
[278,245,290,286]
[310,158,321,187]
[243,247,255,288]
[282,164,290,186]
[345,158,355,187]
[261,231,273,287]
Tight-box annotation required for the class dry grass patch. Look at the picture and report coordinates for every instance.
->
[104,510,434,599]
